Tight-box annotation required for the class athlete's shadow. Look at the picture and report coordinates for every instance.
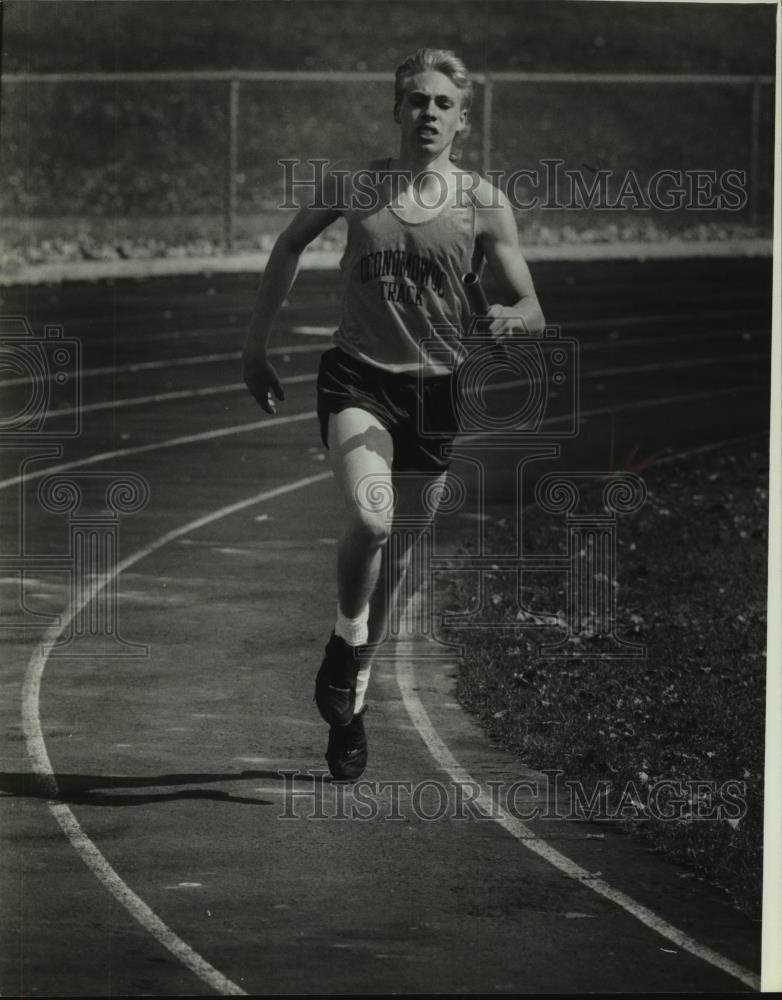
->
[333,424,394,466]
[0,768,330,807]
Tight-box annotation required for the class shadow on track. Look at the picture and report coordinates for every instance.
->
[0,769,332,807]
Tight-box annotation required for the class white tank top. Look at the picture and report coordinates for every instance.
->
[334,160,480,376]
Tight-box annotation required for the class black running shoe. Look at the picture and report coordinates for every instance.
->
[325,706,368,781]
[314,631,367,726]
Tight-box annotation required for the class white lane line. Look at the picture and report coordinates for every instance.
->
[13,351,769,423]
[292,325,335,336]
[393,645,760,990]
[112,312,326,346]
[566,307,761,330]
[22,471,332,997]
[49,374,314,418]
[456,385,759,445]
[0,384,761,495]
[615,328,768,348]
[649,431,769,466]
[584,352,768,378]
[22,423,764,991]
[0,410,317,492]
[43,321,303,347]
[487,360,767,397]
[77,323,240,343]
[0,342,331,389]
[111,309,760,346]
[0,324,763,391]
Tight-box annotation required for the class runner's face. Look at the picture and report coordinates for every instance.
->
[396,71,467,158]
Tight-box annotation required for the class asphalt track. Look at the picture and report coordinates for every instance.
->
[0,256,773,995]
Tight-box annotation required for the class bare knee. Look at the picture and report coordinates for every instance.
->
[345,511,392,549]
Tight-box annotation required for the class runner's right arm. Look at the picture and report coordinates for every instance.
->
[243,171,344,414]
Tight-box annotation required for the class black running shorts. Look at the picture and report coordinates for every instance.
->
[316,347,459,473]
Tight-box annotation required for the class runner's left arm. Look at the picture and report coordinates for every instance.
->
[475,183,545,339]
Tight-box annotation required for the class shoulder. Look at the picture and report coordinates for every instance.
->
[466,174,516,239]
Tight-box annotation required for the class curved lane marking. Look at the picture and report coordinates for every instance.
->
[23,426,765,992]
[0,324,762,389]
[0,411,317,492]
[26,352,770,420]
[22,472,332,996]
[0,341,331,389]
[393,644,760,991]
[0,384,762,494]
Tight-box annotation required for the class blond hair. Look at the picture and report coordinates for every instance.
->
[393,48,473,161]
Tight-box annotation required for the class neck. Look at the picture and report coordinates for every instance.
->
[394,143,455,178]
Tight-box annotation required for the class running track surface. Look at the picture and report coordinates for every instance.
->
[0,257,773,995]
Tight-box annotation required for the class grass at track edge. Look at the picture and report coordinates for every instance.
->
[439,441,768,919]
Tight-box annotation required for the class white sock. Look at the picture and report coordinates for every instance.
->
[334,603,369,646]
[354,665,371,713]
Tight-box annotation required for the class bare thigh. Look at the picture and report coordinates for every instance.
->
[327,407,395,535]
[327,407,451,534]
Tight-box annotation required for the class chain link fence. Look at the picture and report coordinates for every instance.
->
[1,70,774,251]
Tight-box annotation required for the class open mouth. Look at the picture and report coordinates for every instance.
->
[417,126,438,138]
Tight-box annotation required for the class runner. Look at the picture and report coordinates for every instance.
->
[243,47,545,780]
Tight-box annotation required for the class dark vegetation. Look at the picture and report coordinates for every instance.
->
[1,0,775,259]
[444,443,768,917]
